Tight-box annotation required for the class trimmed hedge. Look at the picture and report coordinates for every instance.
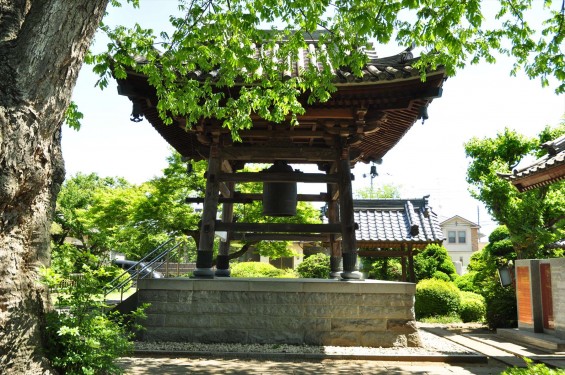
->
[415,279,461,319]
[459,291,486,322]
[230,262,297,278]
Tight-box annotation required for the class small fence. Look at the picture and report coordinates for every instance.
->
[48,273,85,293]
[154,262,196,277]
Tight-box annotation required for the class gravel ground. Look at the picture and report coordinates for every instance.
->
[134,329,477,356]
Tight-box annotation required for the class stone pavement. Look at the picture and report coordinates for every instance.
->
[117,357,507,374]
[118,326,565,374]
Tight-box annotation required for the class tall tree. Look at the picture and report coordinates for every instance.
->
[1,0,564,372]
[0,1,109,372]
[465,123,565,258]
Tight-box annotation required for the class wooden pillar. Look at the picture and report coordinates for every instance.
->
[327,183,342,278]
[337,147,362,280]
[401,254,407,282]
[408,244,415,283]
[194,146,221,278]
[216,181,234,277]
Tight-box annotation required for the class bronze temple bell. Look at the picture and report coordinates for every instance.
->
[262,161,297,217]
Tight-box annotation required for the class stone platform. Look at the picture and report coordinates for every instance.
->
[133,278,419,348]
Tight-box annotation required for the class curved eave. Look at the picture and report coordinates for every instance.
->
[117,53,446,164]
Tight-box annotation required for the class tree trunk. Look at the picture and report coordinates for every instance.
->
[0,1,108,373]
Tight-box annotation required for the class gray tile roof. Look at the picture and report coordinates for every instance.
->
[498,134,565,192]
[132,42,423,85]
[354,196,445,247]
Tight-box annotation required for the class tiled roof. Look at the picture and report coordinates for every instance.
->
[117,39,446,165]
[132,43,421,85]
[354,197,444,248]
[498,135,565,192]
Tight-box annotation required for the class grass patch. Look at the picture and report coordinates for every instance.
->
[418,314,463,324]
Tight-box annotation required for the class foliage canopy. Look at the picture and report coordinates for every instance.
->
[89,0,565,137]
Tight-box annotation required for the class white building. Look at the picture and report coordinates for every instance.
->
[439,215,481,274]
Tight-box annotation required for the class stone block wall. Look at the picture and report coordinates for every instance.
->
[135,278,420,347]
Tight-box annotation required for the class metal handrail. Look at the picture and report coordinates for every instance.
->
[104,239,182,302]
[106,238,174,287]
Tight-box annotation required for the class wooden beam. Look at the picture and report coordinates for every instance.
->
[221,146,338,162]
[218,172,338,183]
[357,250,414,257]
[185,193,330,204]
[249,107,355,121]
[233,193,329,202]
[230,233,333,242]
[215,222,342,233]
[237,129,329,138]
[186,197,246,204]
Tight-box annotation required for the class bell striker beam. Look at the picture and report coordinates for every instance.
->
[194,145,221,278]
[216,181,234,277]
[337,145,362,280]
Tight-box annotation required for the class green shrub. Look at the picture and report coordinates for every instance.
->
[488,225,510,243]
[42,266,147,375]
[230,262,296,278]
[459,291,486,322]
[361,257,403,281]
[455,271,479,292]
[296,253,331,278]
[501,358,565,374]
[415,279,461,319]
[432,271,451,282]
[485,286,518,329]
[414,244,457,281]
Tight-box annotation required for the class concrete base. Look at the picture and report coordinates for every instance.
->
[133,278,420,348]
[193,268,215,278]
[341,271,364,280]
[214,269,231,277]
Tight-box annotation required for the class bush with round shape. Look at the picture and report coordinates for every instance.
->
[414,244,457,281]
[296,253,331,278]
[459,291,486,322]
[230,262,294,278]
[415,278,461,319]
[432,271,451,282]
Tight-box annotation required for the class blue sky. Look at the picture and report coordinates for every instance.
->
[63,1,565,238]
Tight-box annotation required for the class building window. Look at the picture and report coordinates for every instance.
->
[458,231,466,243]
[448,231,456,243]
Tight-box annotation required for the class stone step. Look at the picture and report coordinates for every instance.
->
[420,327,527,368]
[497,329,565,352]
